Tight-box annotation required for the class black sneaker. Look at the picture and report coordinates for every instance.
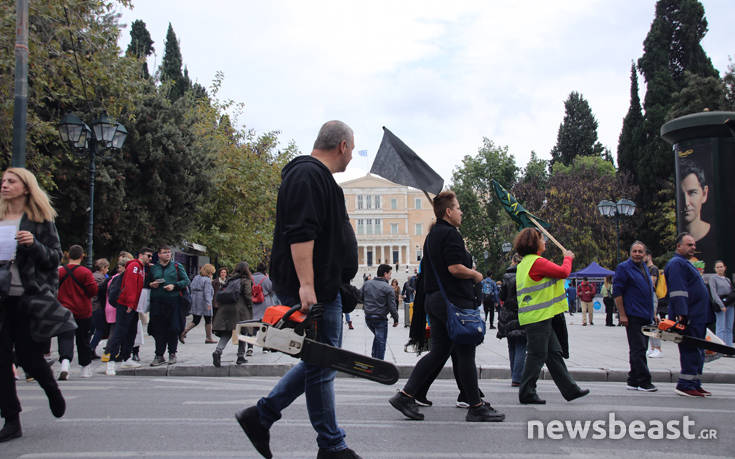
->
[565,388,590,402]
[168,353,177,365]
[466,403,505,422]
[150,355,166,367]
[414,395,432,407]
[0,417,22,443]
[235,406,272,459]
[236,356,248,365]
[45,387,66,418]
[638,383,658,392]
[389,392,424,420]
[316,447,362,459]
[212,351,221,368]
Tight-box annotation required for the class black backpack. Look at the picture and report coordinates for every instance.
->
[107,274,124,308]
[216,278,241,305]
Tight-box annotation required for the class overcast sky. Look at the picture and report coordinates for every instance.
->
[116,1,734,184]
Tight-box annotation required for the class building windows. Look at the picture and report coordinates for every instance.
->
[416,248,423,261]
[366,195,373,209]
[415,223,423,236]
[390,223,398,234]
[366,218,373,235]
[357,195,363,210]
[375,195,381,209]
[356,194,382,210]
[374,219,381,235]
[391,198,397,210]
[415,198,422,209]
[357,219,364,235]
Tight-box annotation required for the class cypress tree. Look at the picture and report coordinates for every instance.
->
[617,62,643,176]
[160,23,186,100]
[126,19,154,77]
[549,91,605,168]
[634,0,719,253]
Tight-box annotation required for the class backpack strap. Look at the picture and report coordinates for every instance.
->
[60,264,87,291]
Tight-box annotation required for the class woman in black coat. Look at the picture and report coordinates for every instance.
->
[0,168,75,442]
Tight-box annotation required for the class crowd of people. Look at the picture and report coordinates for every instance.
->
[1,119,733,459]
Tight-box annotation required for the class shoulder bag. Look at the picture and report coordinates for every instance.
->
[427,237,485,346]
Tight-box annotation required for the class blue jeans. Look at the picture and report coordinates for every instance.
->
[257,293,346,451]
[715,306,734,347]
[507,335,526,383]
[365,316,388,360]
[677,322,705,391]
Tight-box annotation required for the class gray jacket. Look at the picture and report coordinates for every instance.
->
[709,275,733,310]
[361,277,398,322]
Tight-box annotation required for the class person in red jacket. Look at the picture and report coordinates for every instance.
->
[103,247,153,375]
[57,245,98,379]
[576,277,597,326]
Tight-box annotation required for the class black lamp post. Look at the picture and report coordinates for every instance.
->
[59,113,126,267]
[597,198,636,267]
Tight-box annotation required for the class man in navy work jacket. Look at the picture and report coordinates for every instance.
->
[664,233,712,397]
[613,241,657,392]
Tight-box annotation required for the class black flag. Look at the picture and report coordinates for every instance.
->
[370,127,444,195]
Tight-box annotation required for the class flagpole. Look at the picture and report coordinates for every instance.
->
[422,191,432,207]
[528,215,567,252]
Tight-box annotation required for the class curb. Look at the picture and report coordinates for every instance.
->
[116,364,735,384]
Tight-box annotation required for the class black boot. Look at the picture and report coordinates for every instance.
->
[389,391,423,420]
[0,416,22,442]
[235,406,272,459]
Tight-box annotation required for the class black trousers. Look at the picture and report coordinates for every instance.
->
[57,316,92,366]
[0,297,59,420]
[625,315,652,387]
[149,298,181,357]
[519,317,580,401]
[403,291,481,406]
[105,305,138,361]
[483,297,495,325]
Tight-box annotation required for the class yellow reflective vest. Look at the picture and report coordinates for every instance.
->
[516,254,568,326]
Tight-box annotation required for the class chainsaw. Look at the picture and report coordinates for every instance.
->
[236,304,399,385]
[641,319,735,355]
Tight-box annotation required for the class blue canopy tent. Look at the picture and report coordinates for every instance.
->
[569,262,615,279]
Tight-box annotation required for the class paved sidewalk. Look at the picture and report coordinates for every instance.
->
[52,308,735,383]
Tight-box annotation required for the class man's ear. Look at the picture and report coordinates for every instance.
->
[702,185,708,203]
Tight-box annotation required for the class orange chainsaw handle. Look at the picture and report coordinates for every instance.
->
[658,318,686,334]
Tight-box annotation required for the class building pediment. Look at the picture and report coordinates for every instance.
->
[340,174,404,190]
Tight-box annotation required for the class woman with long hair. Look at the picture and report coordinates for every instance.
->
[710,260,734,348]
[601,276,615,327]
[513,227,589,404]
[0,168,75,442]
[211,261,253,366]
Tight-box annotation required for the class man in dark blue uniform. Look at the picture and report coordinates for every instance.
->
[664,233,712,397]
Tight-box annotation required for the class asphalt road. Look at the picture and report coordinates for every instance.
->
[5,376,735,458]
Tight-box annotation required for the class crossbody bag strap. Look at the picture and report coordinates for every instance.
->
[61,264,86,291]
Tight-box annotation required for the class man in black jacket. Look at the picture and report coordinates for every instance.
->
[235,121,360,459]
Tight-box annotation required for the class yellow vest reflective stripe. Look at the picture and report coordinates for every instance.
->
[516,254,568,326]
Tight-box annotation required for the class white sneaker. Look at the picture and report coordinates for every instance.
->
[80,364,93,378]
[649,349,662,358]
[58,359,70,380]
[120,359,142,369]
[106,361,116,376]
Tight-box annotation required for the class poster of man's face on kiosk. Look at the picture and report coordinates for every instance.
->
[674,137,732,273]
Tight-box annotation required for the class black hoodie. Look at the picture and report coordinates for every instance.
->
[269,156,357,304]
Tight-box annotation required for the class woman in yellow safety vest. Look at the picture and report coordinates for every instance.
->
[514,227,590,405]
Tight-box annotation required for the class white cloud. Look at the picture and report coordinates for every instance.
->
[117,0,735,184]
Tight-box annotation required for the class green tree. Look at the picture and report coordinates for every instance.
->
[724,58,735,109]
[451,139,518,276]
[667,71,727,119]
[549,91,605,168]
[538,157,638,269]
[160,23,187,100]
[126,19,154,77]
[513,151,548,213]
[617,62,644,176]
[634,0,719,256]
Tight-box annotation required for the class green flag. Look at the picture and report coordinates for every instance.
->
[490,179,548,230]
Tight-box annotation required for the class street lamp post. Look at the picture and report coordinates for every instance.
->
[59,113,127,267]
[597,198,636,267]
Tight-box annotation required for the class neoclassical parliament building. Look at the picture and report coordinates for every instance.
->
[340,174,436,282]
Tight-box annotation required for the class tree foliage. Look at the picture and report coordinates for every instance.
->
[634,0,719,256]
[549,91,605,169]
[617,62,644,177]
[126,19,154,77]
[451,139,518,276]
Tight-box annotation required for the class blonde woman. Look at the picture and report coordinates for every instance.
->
[0,168,75,442]
[181,263,217,343]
